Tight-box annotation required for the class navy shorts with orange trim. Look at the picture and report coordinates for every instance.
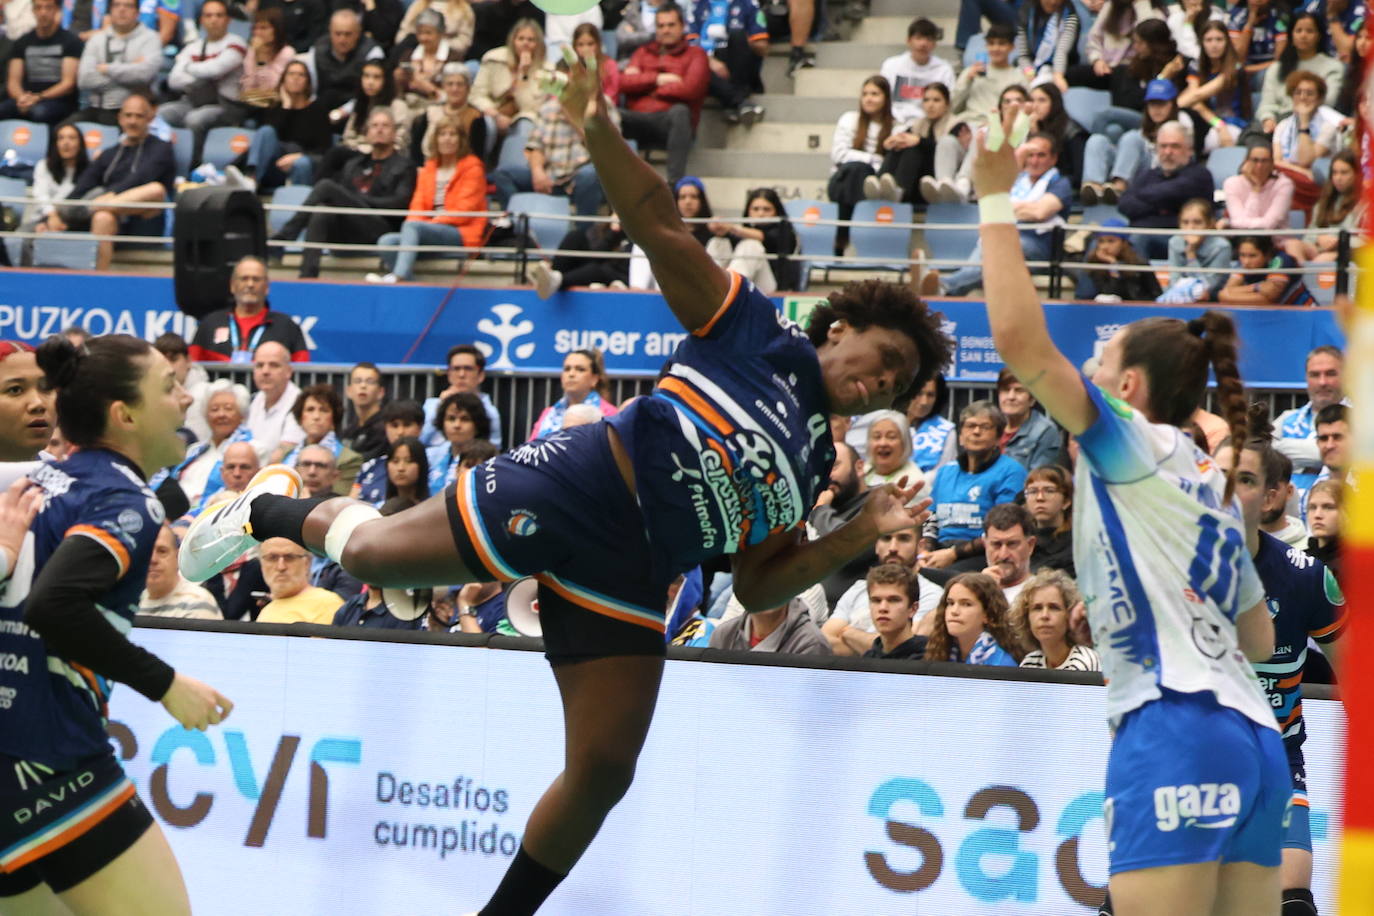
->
[444,422,673,662]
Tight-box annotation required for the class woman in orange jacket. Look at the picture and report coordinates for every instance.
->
[368,115,488,283]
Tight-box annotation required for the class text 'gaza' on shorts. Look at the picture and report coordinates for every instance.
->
[1105,688,1290,874]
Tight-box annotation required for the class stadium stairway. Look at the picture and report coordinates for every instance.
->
[109,0,972,295]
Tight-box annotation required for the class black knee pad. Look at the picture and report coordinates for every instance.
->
[1282,887,1318,916]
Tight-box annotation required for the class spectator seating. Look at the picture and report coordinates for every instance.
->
[169,127,195,180]
[1206,146,1247,194]
[784,198,838,292]
[202,127,255,171]
[0,175,26,265]
[962,34,986,68]
[75,121,118,155]
[268,185,310,251]
[922,201,978,277]
[32,235,99,270]
[507,192,572,254]
[1063,88,1111,133]
[0,120,47,163]
[823,200,913,282]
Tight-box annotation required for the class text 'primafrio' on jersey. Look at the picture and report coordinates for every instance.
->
[1072,380,1275,731]
[1251,531,1345,759]
[0,450,164,769]
[607,272,835,572]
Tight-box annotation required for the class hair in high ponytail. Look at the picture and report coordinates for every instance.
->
[36,333,152,448]
[1119,311,1247,502]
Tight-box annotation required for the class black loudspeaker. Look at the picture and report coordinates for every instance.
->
[173,187,266,319]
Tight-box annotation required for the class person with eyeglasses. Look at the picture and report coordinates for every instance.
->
[256,536,345,624]
[920,399,1028,570]
[1022,463,1075,576]
[1272,69,1345,218]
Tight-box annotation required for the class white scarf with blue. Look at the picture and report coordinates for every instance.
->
[160,425,255,510]
[1012,167,1064,234]
[1031,9,1063,72]
[534,391,606,440]
[955,631,1009,665]
[282,431,342,468]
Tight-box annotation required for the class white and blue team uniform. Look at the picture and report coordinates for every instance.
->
[1073,380,1289,873]
[1251,532,1346,852]
[0,450,166,883]
[444,273,835,657]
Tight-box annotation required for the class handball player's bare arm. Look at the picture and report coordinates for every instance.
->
[560,51,932,612]
[973,111,1272,656]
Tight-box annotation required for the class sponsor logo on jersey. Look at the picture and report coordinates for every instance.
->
[1323,567,1345,606]
[505,511,539,537]
[117,508,143,535]
[1189,615,1227,659]
[1154,783,1241,832]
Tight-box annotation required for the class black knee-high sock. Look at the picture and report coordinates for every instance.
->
[247,495,331,546]
[1098,890,1113,916]
[1282,887,1318,916]
[479,845,567,916]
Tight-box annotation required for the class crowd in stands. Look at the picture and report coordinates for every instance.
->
[78,252,1344,686]
[0,0,1364,297]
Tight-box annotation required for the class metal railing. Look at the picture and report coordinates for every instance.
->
[200,362,1311,449]
[1,193,1357,290]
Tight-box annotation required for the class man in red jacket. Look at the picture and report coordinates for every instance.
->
[618,2,709,184]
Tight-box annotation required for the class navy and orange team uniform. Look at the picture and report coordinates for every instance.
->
[0,450,165,895]
[1251,531,1346,854]
[445,273,836,660]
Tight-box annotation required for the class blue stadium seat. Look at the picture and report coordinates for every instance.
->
[1206,146,1247,190]
[962,34,986,69]
[169,127,194,179]
[1288,209,1307,229]
[507,191,571,252]
[75,121,117,155]
[922,201,978,275]
[268,185,310,252]
[0,176,27,265]
[825,199,913,280]
[1312,156,1331,186]
[784,198,837,292]
[31,235,99,270]
[497,119,534,170]
[201,126,255,170]
[1063,88,1111,133]
[227,16,251,39]
[1310,268,1338,306]
[0,120,48,162]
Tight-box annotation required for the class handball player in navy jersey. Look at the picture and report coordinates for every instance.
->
[0,336,233,914]
[179,47,953,916]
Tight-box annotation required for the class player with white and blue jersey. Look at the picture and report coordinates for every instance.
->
[973,113,1287,915]
[1217,432,1345,916]
[178,49,954,916]
[0,335,233,913]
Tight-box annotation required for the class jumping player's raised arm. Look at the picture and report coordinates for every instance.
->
[970,114,1098,436]
[554,50,731,333]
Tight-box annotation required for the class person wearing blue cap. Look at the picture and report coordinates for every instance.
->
[1080,76,1182,205]
[1073,217,1162,301]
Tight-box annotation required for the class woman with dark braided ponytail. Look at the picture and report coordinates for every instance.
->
[972,109,1288,915]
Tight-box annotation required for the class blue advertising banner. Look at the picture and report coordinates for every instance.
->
[0,270,1343,386]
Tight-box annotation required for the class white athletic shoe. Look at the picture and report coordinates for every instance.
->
[531,261,561,300]
[877,173,901,202]
[178,465,302,582]
[918,175,941,204]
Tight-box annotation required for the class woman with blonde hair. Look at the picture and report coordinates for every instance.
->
[923,572,1021,666]
[472,18,554,134]
[1010,568,1101,670]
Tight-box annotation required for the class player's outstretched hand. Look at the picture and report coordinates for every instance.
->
[161,672,234,731]
[550,45,608,135]
[0,478,41,579]
[862,476,932,539]
[970,107,1025,201]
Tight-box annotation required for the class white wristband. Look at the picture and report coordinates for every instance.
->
[978,192,1015,225]
[324,504,382,566]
